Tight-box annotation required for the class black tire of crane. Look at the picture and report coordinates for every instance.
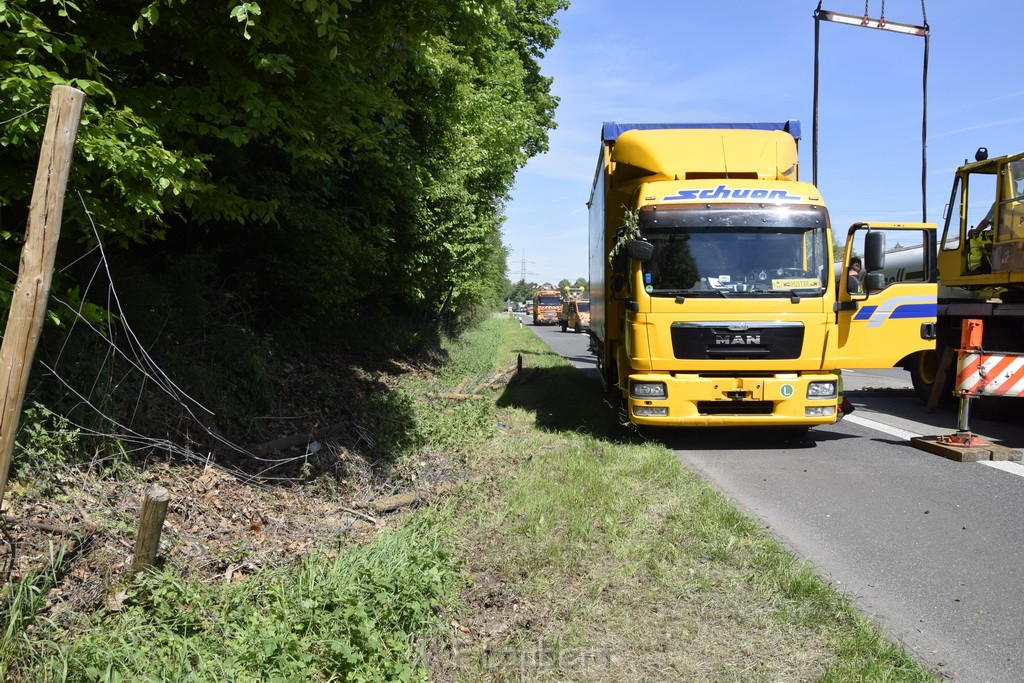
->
[909,349,939,404]
[913,352,950,405]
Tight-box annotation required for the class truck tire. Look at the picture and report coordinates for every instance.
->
[909,349,951,405]
[560,322,567,332]
[574,324,581,333]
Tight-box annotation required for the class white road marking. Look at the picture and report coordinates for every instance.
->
[844,413,922,440]
[978,460,1024,476]
[845,413,1024,478]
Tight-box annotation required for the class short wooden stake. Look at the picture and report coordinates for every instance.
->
[131,486,170,572]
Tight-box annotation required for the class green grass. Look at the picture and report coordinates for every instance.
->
[3,518,462,682]
[438,316,939,682]
[1,315,940,682]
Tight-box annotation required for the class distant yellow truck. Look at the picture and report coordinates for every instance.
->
[532,289,562,325]
[558,299,590,333]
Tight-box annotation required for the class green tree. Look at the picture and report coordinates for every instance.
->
[0,0,568,435]
[0,0,568,333]
[507,278,535,303]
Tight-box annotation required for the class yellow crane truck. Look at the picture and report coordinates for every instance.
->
[588,121,937,433]
[910,148,1024,406]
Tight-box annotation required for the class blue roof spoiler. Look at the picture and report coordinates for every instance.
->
[601,120,801,142]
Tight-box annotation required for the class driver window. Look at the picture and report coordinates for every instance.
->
[845,227,930,289]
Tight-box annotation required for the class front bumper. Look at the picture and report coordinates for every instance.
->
[626,371,839,427]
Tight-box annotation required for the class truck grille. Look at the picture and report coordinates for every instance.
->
[671,321,804,360]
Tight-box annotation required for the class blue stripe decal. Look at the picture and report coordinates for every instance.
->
[853,303,936,323]
[887,303,937,319]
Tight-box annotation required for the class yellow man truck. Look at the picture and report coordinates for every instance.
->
[588,121,937,431]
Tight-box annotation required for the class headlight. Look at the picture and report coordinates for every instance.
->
[630,381,667,399]
[806,381,837,399]
[634,406,669,417]
[805,406,837,417]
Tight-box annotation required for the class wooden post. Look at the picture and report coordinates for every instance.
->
[0,85,86,512]
[131,486,170,572]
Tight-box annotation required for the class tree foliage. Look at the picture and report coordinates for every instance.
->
[505,279,536,303]
[0,0,567,333]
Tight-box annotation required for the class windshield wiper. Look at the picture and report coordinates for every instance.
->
[650,289,730,301]
[786,286,824,303]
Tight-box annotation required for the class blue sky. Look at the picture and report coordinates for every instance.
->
[502,1,1022,286]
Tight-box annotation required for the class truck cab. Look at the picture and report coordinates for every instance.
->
[532,290,562,325]
[938,149,1024,290]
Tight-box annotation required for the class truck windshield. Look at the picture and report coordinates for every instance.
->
[637,204,830,297]
[537,295,561,305]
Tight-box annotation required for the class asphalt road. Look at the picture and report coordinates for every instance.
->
[515,312,1024,683]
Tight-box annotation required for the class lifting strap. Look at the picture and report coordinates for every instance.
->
[812,1,930,221]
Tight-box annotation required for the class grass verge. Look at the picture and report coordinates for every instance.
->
[4,516,462,682]
[431,315,939,682]
[1,314,939,682]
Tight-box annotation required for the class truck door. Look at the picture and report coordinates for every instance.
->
[833,222,937,369]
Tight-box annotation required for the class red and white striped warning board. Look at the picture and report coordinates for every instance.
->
[956,351,1024,397]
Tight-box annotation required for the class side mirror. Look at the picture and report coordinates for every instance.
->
[863,272,886,293]
[864,231,886,271]
[628,239,654,263]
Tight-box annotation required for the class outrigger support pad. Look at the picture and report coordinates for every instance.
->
[911,434,1021,463]
[910,317,1022,462]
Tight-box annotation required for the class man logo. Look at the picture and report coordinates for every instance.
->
[715,334,761,345]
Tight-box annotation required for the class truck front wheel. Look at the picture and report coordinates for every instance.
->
[909,349,947,405]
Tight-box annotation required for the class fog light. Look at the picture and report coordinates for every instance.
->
[805,405,836,417]
[634,406,669,417]
[807,381,837,399]
[630,381,667,399]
